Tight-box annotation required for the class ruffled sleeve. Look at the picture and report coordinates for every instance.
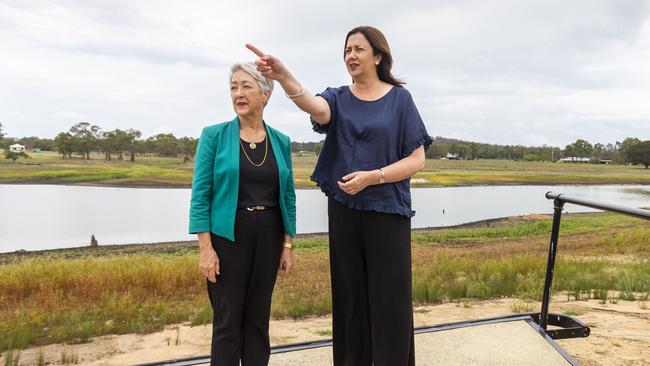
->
[310,87,337,134]
[401,91,432,157]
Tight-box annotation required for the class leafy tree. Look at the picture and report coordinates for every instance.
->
[592,143,604,160]
[467,143,481,160]
[102,130,120,161]
[291,141,320,153]
[450,143,470,159]
[426,143,446,159]
[618,137,642,164]
[103,129,136,161]
[4,150,29,163]
[70,122,102,159]
[523,153,551,162]
[178,137,198,162]
[53,132,75,159]
[116,130,130,160]
[629,141,650,169]
[564,139,593,161]
[126,129,142,162]
[599,143,618,162]
[17,136,54,151]
[148,133,179,157]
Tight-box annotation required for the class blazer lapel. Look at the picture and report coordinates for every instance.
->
[229,117,240,189]
[266,123,288,193]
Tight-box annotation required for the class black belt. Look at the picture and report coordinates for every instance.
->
[240,205,272,211]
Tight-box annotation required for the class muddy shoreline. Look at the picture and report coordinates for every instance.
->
[0,213,562,262]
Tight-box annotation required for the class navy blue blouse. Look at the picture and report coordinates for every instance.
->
[310,85,432,217]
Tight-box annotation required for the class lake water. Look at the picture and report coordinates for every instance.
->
[1,184,649,253]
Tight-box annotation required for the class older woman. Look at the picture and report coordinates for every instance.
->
[248,26,431,366]
[189,62,296,366]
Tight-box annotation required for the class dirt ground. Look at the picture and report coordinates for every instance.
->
[4,297,649,366]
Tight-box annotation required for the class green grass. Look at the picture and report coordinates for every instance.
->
[563,307,587,316]
[2,350,20,366]
[1,213,650,351]
[0,152,193,187]
[2,152,649,188]
[60,348,78,364]
[412,214,637,245]
[315,329,333,337]
[414,159,650,187]
[412,253,650,303]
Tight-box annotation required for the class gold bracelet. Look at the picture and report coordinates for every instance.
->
[283,242,293,249]
[285,84,305,99]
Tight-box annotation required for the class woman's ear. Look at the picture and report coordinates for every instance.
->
[374,53,382,66]
[262,90,271,105]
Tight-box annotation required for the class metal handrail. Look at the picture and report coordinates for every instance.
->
[539,191,650,330]
[545,192,650,220]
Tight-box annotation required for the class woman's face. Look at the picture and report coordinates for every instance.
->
[230,69,268,118]
[344,32,381,79]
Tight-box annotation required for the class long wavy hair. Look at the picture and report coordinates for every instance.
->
[344,26,405,86]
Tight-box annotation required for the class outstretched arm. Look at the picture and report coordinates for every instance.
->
[246,44,331,124]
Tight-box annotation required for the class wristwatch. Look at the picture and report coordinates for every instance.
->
[379,168,385,184]
[283,242,293,249]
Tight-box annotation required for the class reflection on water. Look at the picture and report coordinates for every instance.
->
[622,187,650,197]
[0,184,649,253]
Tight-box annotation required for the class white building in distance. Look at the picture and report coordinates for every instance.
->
[9,144,25,153]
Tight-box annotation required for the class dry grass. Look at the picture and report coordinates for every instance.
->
[1,212,649,351]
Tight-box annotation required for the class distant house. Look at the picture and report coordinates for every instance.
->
[32,148,42,153]
[442,153,461,160]
[9,144,25,153]
[558,157,590,163]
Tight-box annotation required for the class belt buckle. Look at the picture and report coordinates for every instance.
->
[246,205,266,211]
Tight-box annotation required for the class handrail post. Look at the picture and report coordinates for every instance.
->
[540,197,565,330]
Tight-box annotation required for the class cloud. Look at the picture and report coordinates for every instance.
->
[1,0,649,146]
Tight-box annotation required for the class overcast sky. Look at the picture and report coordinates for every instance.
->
[1,0,649,146]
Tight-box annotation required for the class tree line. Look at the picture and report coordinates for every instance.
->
[291,136,649,167]
[1,122,197,162]
[422,137,649,167]
[2,122,649,168]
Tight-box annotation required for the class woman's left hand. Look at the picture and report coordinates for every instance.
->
[279,247,293,274]
[337,170,379,196]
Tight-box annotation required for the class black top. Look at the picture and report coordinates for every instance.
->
[238,137,280,208]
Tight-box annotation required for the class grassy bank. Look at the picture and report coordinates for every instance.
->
[2,151,650,188]
[1,213,649,351]
[0,152,193,187]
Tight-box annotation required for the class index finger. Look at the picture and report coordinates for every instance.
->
[246,43,266,58]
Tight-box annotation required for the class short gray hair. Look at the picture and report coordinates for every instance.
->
[230,62,274,95]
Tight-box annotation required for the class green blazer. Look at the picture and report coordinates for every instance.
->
[189,117,296,241]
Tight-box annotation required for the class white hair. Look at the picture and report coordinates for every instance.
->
[229,62,274,95]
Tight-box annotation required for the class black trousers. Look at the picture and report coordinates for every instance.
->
[207,208,284,366]
[328,198,416,366]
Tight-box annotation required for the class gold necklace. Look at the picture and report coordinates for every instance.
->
[240,137,268,167]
